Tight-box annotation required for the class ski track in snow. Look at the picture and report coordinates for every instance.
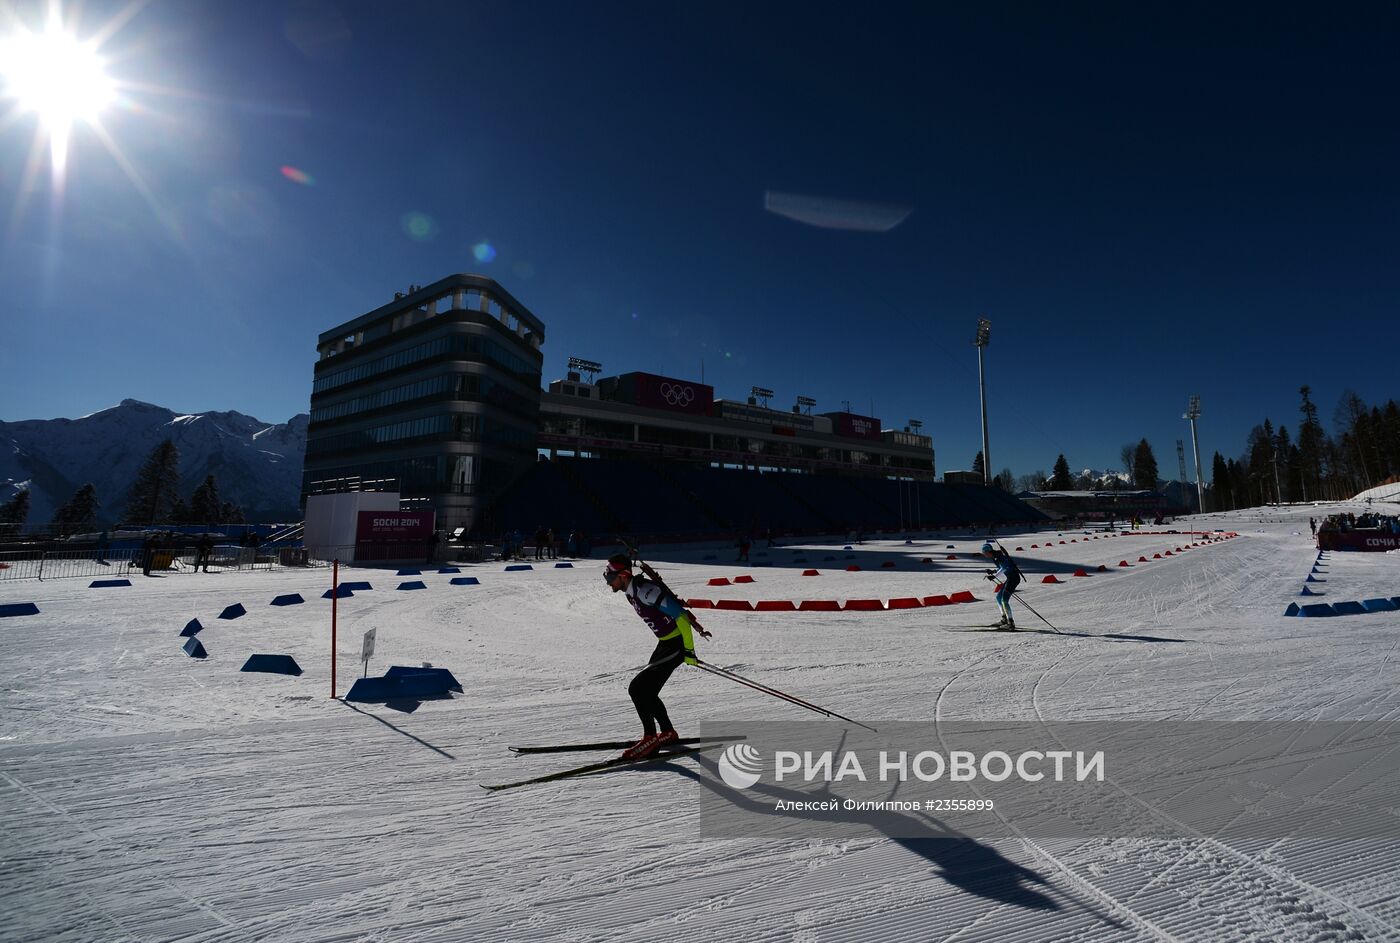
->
[2,503,1399,941]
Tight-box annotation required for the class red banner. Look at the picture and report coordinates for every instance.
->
[631,373,713,416]
[356,511,435,542]
[1317,529,1400,552]
[830,412,882,441]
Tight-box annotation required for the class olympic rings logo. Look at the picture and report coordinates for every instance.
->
[659,382,695,407]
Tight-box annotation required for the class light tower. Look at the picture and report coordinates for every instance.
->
[567,357,602,384]
[974,318,992,486]
[1183,395,1204,513]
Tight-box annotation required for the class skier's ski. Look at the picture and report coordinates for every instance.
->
[509,735,743,755]
[483,745,717,791]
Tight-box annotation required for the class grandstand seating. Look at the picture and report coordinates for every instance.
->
[478,459,1045,540]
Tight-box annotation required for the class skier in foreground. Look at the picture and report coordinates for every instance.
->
[604,553,712,759]
[981,540,1024,630]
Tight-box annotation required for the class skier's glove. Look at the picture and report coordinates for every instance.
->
[984,571,996,582]
[683,648,699,666]
[689,618,712,639]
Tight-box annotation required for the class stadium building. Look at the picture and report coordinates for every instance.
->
[304,274,1041,538]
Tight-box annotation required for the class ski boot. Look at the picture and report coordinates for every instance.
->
[621,733,661,760]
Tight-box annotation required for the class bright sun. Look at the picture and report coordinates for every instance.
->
[1,17,116,173]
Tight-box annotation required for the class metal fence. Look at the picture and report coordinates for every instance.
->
[0,541,496,582]
[0,545,336,582]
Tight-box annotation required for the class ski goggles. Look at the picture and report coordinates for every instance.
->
[603,565,630,585]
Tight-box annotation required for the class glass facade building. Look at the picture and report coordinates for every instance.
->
[303,274,544,533]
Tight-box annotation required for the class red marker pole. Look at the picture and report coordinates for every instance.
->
[330,558,339,699]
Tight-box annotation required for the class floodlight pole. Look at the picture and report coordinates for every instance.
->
[975,319,991,486]
[1184,395,1204,514]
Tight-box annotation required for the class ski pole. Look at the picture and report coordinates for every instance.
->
[1010,590,1062,634]
[693,659,877,731]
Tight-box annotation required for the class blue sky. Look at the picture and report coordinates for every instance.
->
[2,0,1396,479]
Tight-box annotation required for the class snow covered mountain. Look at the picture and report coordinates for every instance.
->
[0,399,307,525]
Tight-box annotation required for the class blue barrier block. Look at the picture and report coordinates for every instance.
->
[90,579,131,588]
[1284,602,1301,616]
[1300,586,1323,596]
[554,562,573,568]
[1332,600,1366,616]
[397,580,427,591]
[180,618,203,637]
[397,568,421,576]
[344,666,460,702]
[844,546,853,550]
[1392,596,1400,609]
[218,603,246,620]
[342,581,373,592]
[1362,598,1397,612]
[905,540,914,545]
[241,653,302,675]
[322,586,355,599]
[505,564,533,572]
[0,602,39,617]
[270,593,304,606]
[385,665,462,692]
[450,576,480,586]
[182,637,208,658]
[437,567,461,574]
[1306,575,1325,583]
[1299,604,1335,617]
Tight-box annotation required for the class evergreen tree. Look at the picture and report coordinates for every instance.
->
[189,475,223,525]
[220,501,245,524]
[1297,386,1325,502]
[971,451,985,478]
[994,468,1014,491]
[1048,454,1073,490]
[1132,439,1159,491]
[1275,426,1294,503]
[0,487,31,527]
[125,439,182,524]
[169,498,191,524]
[1335,391,1373,489]
[52,484,100,534]
[1210,452,1231,511]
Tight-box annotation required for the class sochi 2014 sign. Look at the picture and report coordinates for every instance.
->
[356,511,435,542]
[632,372,713,416]
[1317,530,1400,552]
[831,411,882,441]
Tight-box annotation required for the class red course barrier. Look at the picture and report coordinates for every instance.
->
[844,599,886,611]
[1097,565,1108,572]
[734,575,755,583]
[846,565,862,572]
[801,569,819,576]
[716,599,754,611]
[923,594,952,606]
[1042,574,1062,583]
[1119,561,1131,567]
[949,590,977,603]
[1073,569,1088,577]
[1138,556,1149,562]
[688,599,715,608]
[799,599,842,611]
[707,577,730,586]
[888,597,924,609]
[755,600,796,611]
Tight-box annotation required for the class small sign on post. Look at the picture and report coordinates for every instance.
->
[361,627,377,678]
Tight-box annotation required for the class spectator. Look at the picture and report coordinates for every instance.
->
[546,528,556,559]
[534,526,547,560]
[140,534,155,577]
[426,529,440,565]
[195,534,215,573]
[736,533,750,562]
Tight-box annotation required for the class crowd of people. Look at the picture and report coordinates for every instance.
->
[1315,512,1400,535]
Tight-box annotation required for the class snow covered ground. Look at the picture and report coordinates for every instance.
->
[2,501,1398,942]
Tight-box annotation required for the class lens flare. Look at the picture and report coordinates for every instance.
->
[472,241,496,262]
[279,165,315,185]
[402,212,437,241]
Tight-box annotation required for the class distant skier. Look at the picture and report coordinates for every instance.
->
[981,541,1024,630]
[604,553,712,759]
